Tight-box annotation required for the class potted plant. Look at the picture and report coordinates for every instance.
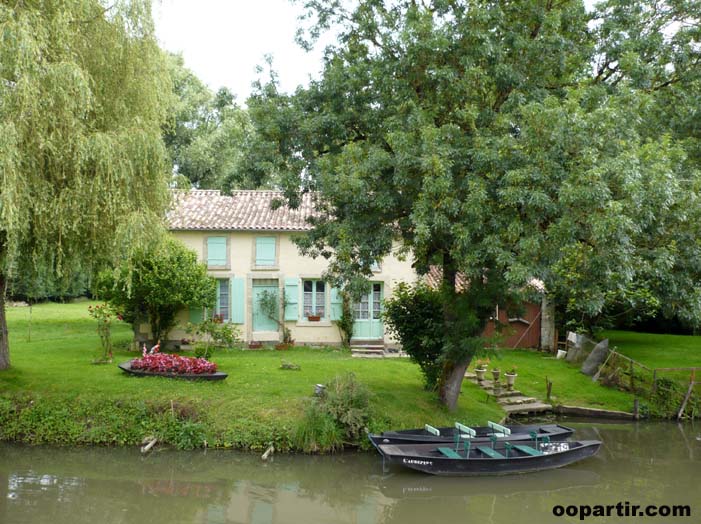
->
[491,367,501,382]
[504,366,518,390]
[248,341,263,349]
[474,358,489,382]
[306,311,322,321]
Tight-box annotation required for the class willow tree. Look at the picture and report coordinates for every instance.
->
[246,0,701,409]
[0,0,173,369]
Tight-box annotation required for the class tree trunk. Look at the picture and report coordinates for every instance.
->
[437,252,469,411]
[540,293,556,352]
[0,273,10,370]
[439,360,470,411]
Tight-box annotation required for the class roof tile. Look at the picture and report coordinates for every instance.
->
[167,190,317,231]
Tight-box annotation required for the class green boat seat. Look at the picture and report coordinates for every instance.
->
[454,422,476,455]
[437,447,462,459]
[513,444,543,456]
[477,446,504,459]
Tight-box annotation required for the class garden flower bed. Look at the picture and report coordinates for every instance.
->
[119,353,227,381]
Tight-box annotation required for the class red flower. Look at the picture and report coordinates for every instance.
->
[130,353,217,374]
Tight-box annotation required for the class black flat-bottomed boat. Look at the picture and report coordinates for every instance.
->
[369,422,574,448]
[377,439,601,476]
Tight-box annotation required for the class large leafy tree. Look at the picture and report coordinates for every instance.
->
[163,54,258,189]
[245,0,701,409]
[0,0,173,369]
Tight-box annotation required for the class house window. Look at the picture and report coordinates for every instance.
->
[354,292,369,320]
[215,278,230,322]
[207,236,228,268]
[303,280,326,318]
[255,236,277,267]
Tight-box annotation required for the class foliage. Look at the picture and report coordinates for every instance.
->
[383,282,445,390]
[648,378,685,419]
[257,289,293,343]
[0,0,173,369]
[186,317,242,359]
[293,403,344,453]
[7,266,88,303]
[96,237,216,344]
[293,372,372,452]
[130,353,218,375]
[334,291,355,347]
[87,303,118,362]
[163,53,256,189]
[245,0,701,408]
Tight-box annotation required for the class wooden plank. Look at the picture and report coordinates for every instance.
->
[437,447,462,459]
[477,446,504,459]
[677,383,695,421]
[513,444,543,456]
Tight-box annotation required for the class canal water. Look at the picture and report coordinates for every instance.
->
[0,421,699,524]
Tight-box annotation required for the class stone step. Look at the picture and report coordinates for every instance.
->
[497,395,538,406]
[501,402,553,414]
[351,353,386,358]
[351,348,385,358]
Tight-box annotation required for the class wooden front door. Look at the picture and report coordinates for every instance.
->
[252,280,279,332]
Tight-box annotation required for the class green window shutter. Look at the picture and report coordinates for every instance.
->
[231,277,245,324]
[189,306,204,324]
[284,278,299,321]
[330,287,343,321]
[255,237,276,266]
[207,237,227,266]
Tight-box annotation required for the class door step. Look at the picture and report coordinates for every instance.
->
[351,348,386,358]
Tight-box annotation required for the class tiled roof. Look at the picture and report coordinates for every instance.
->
[425,266,545,293]
[167,190,317,231]
[425,266,469,292]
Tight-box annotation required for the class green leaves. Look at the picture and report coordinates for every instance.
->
[97,237,216,343]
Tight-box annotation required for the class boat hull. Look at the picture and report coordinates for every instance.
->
[118,361,228,381]
[378,440,601,476]
[369,423,573,449]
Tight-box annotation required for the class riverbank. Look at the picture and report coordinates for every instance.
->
[0,302,503,450]
[2,302,690,451]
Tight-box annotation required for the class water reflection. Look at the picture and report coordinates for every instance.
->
[1,422,699,524]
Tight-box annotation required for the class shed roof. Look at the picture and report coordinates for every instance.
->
[167,190,317,231]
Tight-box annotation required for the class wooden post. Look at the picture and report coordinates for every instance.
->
[546,376,553,402]
[633,398,639,420]
[651,369,657,396]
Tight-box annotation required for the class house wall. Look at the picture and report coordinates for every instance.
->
[150,230,417,346]
[481,302,542,348]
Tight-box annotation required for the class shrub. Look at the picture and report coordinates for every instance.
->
[87,302,117,362]
[293,372,372,452]
[96,237,216,343]
[186,317,242,359]
[383,282,445,389]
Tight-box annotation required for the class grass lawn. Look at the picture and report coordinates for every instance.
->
[474,349,637,413]
[0,301,502,449]
[601,330,701,369]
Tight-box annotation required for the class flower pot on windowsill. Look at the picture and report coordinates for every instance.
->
[307,315,321,322]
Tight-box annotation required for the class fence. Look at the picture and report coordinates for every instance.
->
[595,350,700,420]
